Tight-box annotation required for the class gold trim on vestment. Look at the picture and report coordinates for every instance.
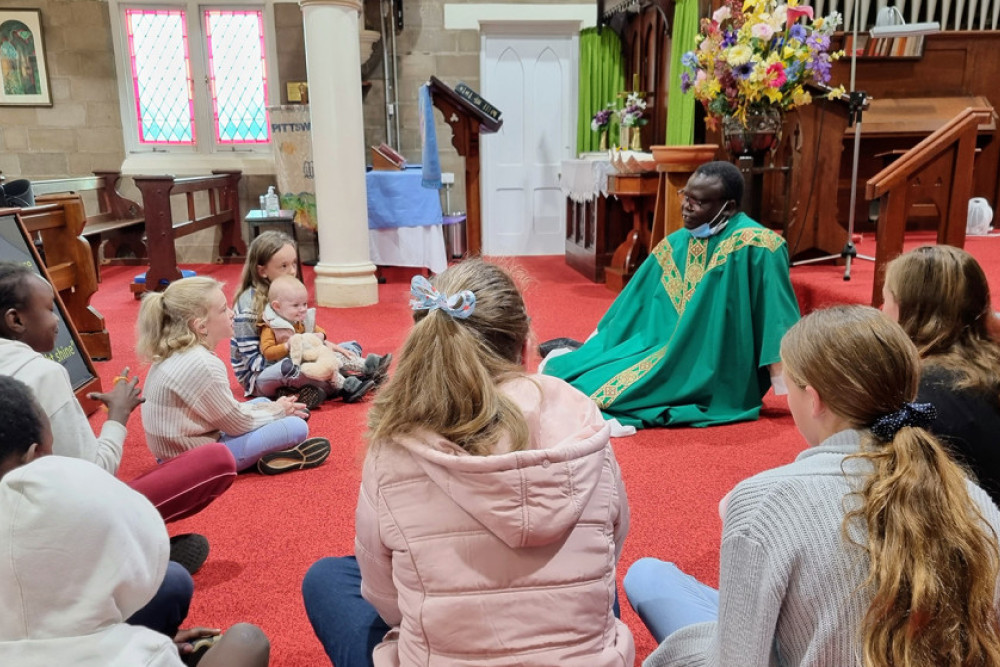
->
[592,226,784,407]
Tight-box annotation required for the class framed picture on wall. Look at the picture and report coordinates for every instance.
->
[0,8,52,106]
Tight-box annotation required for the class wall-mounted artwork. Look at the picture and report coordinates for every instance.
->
[0,9,52,106]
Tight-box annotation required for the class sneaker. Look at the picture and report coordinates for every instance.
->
[342,376,376,403]
[296,384,326,410]
[373,353,392,385]
[256,437,331,475]
[169,533,210,575]
[538,337,583,358]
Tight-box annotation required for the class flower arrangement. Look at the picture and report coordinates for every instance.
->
[591,104,615,132]
[618,91,648,128]
[681,0,845,128]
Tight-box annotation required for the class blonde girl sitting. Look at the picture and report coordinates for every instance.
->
[230,231,389,402]
[625,305,1000,667]
[138,276,331,476]
[884,245,1000,505]
[302,259,634,667]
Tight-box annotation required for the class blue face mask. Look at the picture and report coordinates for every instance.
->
[688,204,731,239]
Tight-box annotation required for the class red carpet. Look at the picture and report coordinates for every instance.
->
[87,234,1000,666]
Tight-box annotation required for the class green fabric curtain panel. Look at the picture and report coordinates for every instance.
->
[666,0,699,146]
[577,27,625,154]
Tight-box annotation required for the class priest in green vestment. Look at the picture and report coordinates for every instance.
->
[544,161,800,429]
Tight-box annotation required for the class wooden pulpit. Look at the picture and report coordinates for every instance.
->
[428,76,503,256]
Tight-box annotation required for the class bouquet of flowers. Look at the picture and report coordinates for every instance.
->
[591,104,615,132]
[681,0,845,128]
[618,92,648,128]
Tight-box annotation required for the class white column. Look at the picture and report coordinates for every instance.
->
[300,0,378,307]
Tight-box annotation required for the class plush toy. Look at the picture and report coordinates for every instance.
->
[288,333,342,382]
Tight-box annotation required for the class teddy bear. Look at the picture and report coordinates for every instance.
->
[288,332,342,382]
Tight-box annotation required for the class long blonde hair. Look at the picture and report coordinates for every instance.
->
[367,259,531,455]
[137,277,222,362]
[235,230,295,322]
[782,306,1000,667]
[885,245,1000,400]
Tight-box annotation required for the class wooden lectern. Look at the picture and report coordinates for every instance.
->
[427,76,503,256]
[780,87,853,259]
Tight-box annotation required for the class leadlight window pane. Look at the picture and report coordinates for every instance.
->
[204,9,270,144]
[125,8,195,145]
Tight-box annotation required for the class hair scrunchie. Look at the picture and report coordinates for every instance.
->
[869,401,937,442]
[410,275,476,320]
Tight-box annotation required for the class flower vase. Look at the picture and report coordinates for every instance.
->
[630,127,642,152]
[619,125,631,151]
[722,108,783,161]
[599,129,608,151]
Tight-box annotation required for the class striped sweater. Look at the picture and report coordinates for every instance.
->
[645,429,1000,667]
[142,345,283,460]
[230,288,264,396]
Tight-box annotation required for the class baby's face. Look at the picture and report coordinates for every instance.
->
[274,286,310,323]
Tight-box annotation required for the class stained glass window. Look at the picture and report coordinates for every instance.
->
[204,9,270,144]
[125,9,195,145]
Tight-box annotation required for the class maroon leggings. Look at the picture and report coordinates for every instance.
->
[128,442,237,523]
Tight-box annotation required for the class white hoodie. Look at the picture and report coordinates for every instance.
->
[0,338,125,473]
[0,457,182,666]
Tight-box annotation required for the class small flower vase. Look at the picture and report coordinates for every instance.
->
[599,129,608,151]
[619,125,631,151]
[722,108,783,161]
[630,127,643,152]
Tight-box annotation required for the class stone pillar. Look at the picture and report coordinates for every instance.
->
[300,0,377,306]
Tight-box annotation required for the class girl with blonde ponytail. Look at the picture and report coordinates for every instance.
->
[138,277,331,475]
[626,305,1000,667]
[303,259,634,667]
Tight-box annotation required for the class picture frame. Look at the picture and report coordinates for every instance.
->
[0,8,52,106]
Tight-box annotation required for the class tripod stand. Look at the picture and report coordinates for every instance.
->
[792,90,874,279]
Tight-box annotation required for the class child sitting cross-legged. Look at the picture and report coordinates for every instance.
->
[257,275,377,407]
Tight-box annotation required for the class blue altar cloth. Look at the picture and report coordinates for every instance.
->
[367,167,443,229]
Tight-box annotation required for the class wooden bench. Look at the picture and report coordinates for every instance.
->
[32,171,146,277]
[13,194,112,360]
[129,170,247,298]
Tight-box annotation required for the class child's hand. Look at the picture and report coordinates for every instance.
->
[174,627,221,654]
[326,342,352,357]
[275,395,308,418]
[87,367,144,425]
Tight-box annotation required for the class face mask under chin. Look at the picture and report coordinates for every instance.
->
[688,204,731,239]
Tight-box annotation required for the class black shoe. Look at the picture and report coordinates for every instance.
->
[256,437,331,475]
[538,337,583,358]
[296,384,326,410]
[169,533,210,575]
[364,353,393,385]
[342,376,376,403]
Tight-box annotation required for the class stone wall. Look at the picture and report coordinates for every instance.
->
[0,0,124,180]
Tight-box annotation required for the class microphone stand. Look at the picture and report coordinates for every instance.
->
[791,0,874,279]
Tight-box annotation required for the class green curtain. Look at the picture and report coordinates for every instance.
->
[666,0,699,146]
[577,27,625,154]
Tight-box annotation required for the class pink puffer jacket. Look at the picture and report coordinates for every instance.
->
[356,374,634,667]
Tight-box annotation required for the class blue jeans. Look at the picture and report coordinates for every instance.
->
[623,558,720,643]
[302,556,389,667]
[127,561,193,638]
[219,398,309,471]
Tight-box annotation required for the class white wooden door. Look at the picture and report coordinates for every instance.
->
[481,28,577,255]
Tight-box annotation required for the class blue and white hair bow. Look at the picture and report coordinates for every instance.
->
[410,275,476,319]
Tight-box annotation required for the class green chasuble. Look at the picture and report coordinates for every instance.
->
[544,213,800,429]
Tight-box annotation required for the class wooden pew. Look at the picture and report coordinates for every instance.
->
[32,171,146,277]
[129,170,247,297]
[15,194,112,360]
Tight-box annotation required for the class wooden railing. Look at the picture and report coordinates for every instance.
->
[865,106,995,306]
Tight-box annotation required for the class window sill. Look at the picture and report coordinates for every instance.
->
[120,152,277,177]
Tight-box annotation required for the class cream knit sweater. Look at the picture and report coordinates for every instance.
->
[141,345,282,460]
[646,429,1000,667]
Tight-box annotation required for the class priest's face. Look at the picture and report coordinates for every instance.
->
[679,174,732,230]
